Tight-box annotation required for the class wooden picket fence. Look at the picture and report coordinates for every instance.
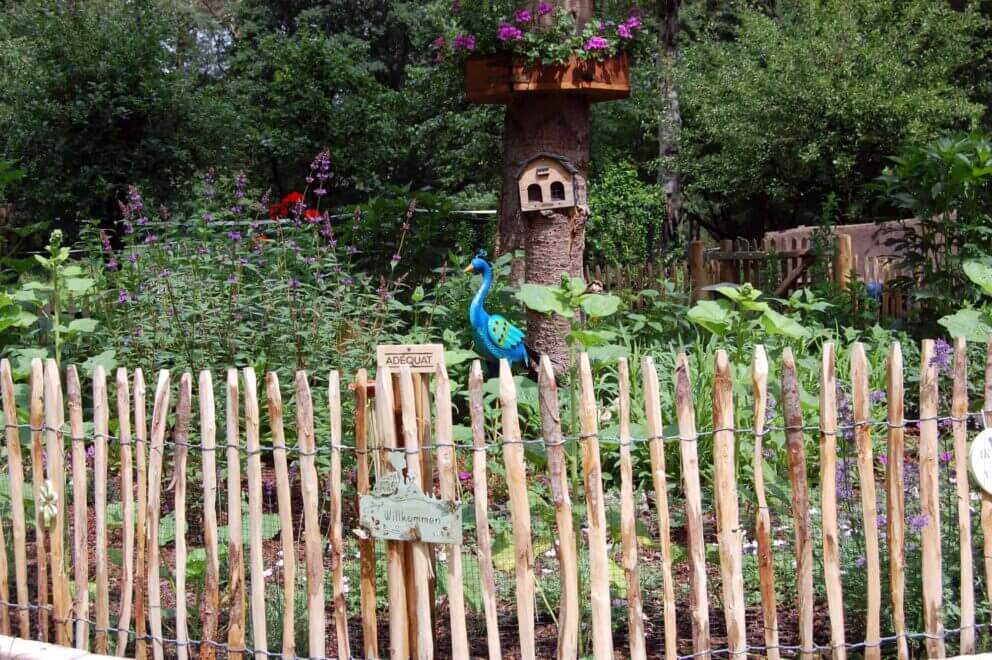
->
[0,339,991,658]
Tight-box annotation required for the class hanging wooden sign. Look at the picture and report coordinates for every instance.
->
[970,428,992,496]
[376,344,445,374]
[359,452,462,544]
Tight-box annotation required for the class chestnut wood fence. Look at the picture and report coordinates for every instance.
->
[0,340,991,658]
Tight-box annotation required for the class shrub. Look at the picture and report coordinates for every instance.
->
[586,161,665,266]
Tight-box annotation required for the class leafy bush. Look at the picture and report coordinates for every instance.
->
[586,161,665,266]
[878,134,992,335]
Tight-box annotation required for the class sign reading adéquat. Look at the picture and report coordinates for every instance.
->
[376,343,445,373]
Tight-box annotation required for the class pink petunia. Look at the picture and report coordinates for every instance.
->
[514,8,532,23]
[617,23,632,39]
[584,36,610,50]
[454,34,476,50]
[497,23,523,41]
[537,2,553,15]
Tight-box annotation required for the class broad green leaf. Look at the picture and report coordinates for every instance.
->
[67,318,99,334]
[587,344,629,364]
[939,308,992,342]
[445,348,478,367]
[568,329,616,349]
[578,293,620,318]
[516,283,572,317]
[82,350,117,376]
[963,261,992,297]
[686,300,732,335]
[64,277,96,295]
[760,309,808,339]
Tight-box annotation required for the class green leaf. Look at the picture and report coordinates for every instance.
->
[516,283,572,317]
[444,348,478,367]
[963,261,992,297]
[760,309,808,339]
[939,308,992,342]
[587,344,628,364]
[82,350,117,376]
[568,329,616,349]
[578,293,620,318]
[67,318,99,334]
[64,277,95,295]
[686,300,732,335]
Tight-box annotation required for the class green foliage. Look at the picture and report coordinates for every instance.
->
[878,133,992,334]
[0,0,242,223]
[676,0,987,235]
[586,161,665,265]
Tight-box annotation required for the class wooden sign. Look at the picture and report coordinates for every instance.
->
[376,344,445,374]
[970,428,992,496]
[359,452,462,544]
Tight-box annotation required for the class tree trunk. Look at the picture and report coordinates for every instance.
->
[496,0,593,371]
[497,94,591,371]
[657,0,682,250]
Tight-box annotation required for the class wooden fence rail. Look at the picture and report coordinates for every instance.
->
[0,341,990,658]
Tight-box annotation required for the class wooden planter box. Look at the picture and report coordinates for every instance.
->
[464,53,630,104]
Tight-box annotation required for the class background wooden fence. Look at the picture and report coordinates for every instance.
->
[0,340,991,658]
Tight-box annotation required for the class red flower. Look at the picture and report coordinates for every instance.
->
[269,203,288,220]
[282,191,304,206]
[303,208,321,222]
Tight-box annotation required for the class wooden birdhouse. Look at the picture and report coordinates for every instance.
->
[515,153,579,212]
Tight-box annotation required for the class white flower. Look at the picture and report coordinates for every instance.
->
[277,550,284,558]
[275,559,284,568]
[544,548,557,558]
[262,568,273,579]
[438,550,447,562]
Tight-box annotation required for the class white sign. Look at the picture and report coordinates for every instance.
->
[970,428,992,496]
[376,344,445,374]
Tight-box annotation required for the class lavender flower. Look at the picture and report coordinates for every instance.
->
[930,338,952,374]
[106,259,119,271]
[227,231,243,242]
[288,278,301,290]
[940,450,953,463]
[127,253,138,264]
[118,289,132,304]
[234,171,247,199]
[144,234,158,244]
[227,274,238,285]
[909,514,928,533]
[870,390,886,404]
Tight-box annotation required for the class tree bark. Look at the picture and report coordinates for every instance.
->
[496,0,593,371]
[657,0,682,250]
[498,94,590,370]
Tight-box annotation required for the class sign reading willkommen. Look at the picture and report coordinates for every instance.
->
[376,343,445,373]
[970,428,992,496]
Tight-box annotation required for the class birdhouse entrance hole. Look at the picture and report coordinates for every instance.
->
[527,184,543,203]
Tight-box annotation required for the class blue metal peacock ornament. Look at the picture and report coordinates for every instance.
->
[464,251,540,374]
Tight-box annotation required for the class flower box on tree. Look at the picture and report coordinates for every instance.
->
[464,53,630,104]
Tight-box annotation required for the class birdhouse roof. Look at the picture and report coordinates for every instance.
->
[513,152,579,179]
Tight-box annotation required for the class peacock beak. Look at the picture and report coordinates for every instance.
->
[463,263,475,273]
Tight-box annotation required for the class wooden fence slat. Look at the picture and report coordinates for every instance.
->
[819,343,846,659]
[243,368,267,660]
[297,371,326,659]
[146,370,171,660]
[265,372,296,660]
[851,344,881,660]
[577,352,614,659]
[226,369,246,660]
[374,366,408,660]
[886,343,908,660]
[983,340,992,642]
[66,367,88,649]
[751,347,778,660]
[952,336,975,653]
[641,357,677,660]
[29,359,48,641]
[0,477,6,636]
[782,348,813,660]
[353,369,378,660]
[199,371,220,660]
[674,353,710,656]
[434,362,469,659]
[499,359,536,660]
[919,340,945,658]
[328,370,351,660]
[398,366,434,660]
[1,360,30,639]
[537,357,578,660]
[133,369,148,660]
[45,359,70,646]
[173,374,192,660]
[713,351,746,656]
[115,368,135,657]
[92,364,110,653]
[617,358,646,660]
[468,361,500,659]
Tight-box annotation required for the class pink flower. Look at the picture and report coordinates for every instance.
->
[583,36,609,50]
[625,14,641,30]
[458,471,471,481]
[432,36,446,48]
[514,8,532,23]
[454,34,476,51]
[497,23,523,41]
[878,454,888,465]
[616,23,632,39]
[537,2,553,15]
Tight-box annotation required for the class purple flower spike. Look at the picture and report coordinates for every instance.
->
[288,278,301,290]
[118,289,132,304]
